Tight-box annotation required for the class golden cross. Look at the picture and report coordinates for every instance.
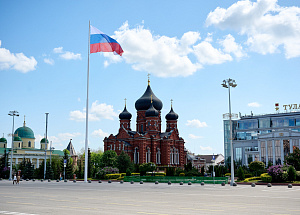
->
[147,73,150,85]
[124,98,127,106]
[171,99,173,107]
[151,95,153,103]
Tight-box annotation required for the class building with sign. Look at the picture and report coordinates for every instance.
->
[103,79,186,167]
[224,110,300,166]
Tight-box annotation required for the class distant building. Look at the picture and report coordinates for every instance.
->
[187,153,224,171]
[224,110,300,166]
[0,118,64,169]
[104,79,186,167]
[67,139,78,166]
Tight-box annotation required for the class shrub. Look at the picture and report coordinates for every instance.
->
[249,161,265,176]
[126,169,131,176]
[237,166,245,181]
[179,173,185,177]
[145,172,166,177]
[131,173,140,176]
[225,173,231,177]
[244,176,260,182]
[287,166,297,182]
[244,173,252,178]
[261,173,272,183]
[267,165,283,182]
[96,167,119,179]
[104,174,121,180]
[296,171,300,181]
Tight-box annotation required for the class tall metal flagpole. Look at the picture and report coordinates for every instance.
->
[84,21,90,183]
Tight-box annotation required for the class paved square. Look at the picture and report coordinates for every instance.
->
[0,180,299,215]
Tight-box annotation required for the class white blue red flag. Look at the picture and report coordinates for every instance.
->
[90,25,124,56]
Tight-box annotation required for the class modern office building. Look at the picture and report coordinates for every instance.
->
[224,108,300,166]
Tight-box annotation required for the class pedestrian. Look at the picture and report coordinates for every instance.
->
[13,174,17,185]
[17,174,20,184]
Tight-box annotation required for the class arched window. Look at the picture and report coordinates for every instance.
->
[170,148,173,164]
[28,141,31,147]
[156,148,161,164]
[134,147,139,164]
[141,125,143,132]
[146,147,151,163]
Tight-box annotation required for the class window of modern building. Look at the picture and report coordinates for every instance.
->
[296,118,300,126]
[259,118,271,128]
[275,140,281,165]
[261,141,266,163]
[267,140,273,164]
[235,148,242,163]
[292,139,299,150]
[283,140,290,157]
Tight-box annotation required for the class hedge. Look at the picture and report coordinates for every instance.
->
[244,176,261,182]
[104,174,122,180]
[261,173,272,183]
[145,172,166,177]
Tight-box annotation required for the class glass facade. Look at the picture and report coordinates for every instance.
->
[224,111,300,166]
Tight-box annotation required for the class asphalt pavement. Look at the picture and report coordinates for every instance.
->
[0,180,299,215]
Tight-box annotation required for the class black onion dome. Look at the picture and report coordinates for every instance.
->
[135,85,163,111]
[119,106,132,120]
[145,103,159,117]
[165,107,179,120]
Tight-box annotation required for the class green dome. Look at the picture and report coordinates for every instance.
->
[0,137,7,143]
[15,126,35,139]
[40,138,49,143]
[14,136,22,141]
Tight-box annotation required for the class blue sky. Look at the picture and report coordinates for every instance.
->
[1,0,300,155]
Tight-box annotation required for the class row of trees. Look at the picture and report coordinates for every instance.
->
[0,149,74,180]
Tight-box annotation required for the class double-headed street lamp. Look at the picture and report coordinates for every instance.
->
[222,78,237,186]
[8,110,19,180]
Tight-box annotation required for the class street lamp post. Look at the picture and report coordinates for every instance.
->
[8,110,19,180]
[222,78,237,186]
[44,113,49,179]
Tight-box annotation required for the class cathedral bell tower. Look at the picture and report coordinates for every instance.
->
[119,99,132,130]
[165,100,179,134]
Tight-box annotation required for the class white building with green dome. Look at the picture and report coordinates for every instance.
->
[0,119,64,169]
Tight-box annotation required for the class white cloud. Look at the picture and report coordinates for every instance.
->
[248,102,261,107]
[69,101,118,122]
[53,47,63,53]
[186,119,208,128]
[0,40,37,73]
[206,0,300,58]
[60,51,82,60]
[53,46,82,60]
[219,34,246,59]
[200,146,213,151]
[104,22,203,77]
[92,129,109,138]
[44,58,54,65]
[36,132,81,147]
[188,134,203,139]
[193,41,232,65]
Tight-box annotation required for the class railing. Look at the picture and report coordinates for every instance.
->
[123,176,228,184]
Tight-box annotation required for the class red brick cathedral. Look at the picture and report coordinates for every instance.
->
[103,79,186,167]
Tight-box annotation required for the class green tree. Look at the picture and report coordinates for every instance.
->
[23,160,34,179]
[45,160,54,179]
[139,162,156,176]
[285,146,300,170]
[91,149,103,177]
[249,161,265,176]
[287,165,297,182]
[100,150,117,168]
[61,149,73,179]
[237,166,245,181]
[0,149,9,178]
[116,151,132,173]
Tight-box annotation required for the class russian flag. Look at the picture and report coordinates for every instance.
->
[90,25,124,56]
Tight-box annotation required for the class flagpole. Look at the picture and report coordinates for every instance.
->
[84,20,90,183]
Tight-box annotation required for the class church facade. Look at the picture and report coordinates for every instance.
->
[103,80,186,167]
